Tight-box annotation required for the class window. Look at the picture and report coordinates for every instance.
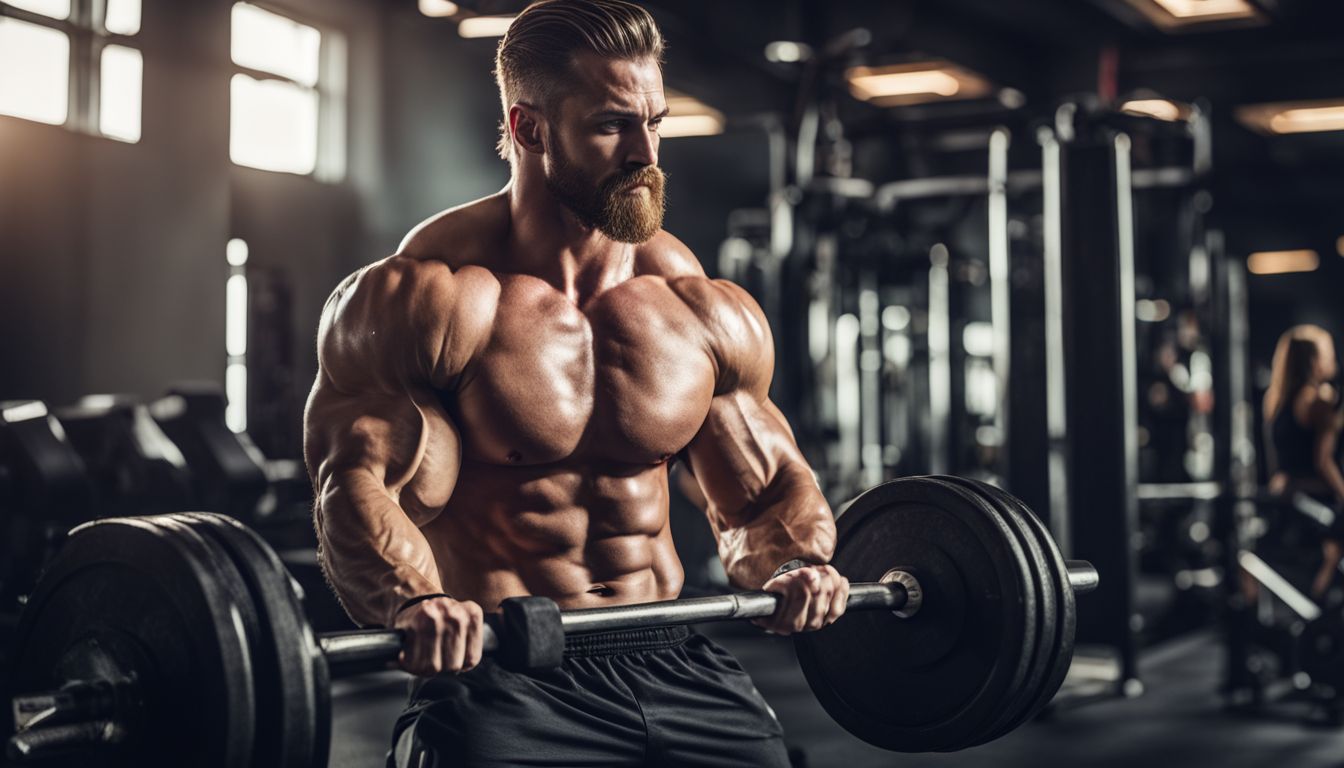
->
[0,0,143,142]
[99,44,141,141]
[225,238,249,433]
[7,0,69,19]
[229,3,345,180]
[0,18,69,125]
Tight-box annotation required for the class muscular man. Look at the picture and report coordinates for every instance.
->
[304,2,846,764]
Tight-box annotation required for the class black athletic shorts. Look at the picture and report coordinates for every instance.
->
[386,625,790,767]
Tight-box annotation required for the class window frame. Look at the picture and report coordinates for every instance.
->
[0,0,143,141]
[228,1,346,182]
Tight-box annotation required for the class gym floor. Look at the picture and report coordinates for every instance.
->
[329,626,1344,768]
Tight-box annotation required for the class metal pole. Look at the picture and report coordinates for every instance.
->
[988,127,1012,481]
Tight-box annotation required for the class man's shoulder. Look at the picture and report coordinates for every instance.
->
[654,270,771,396]
[318,255,499,390]
[635,231,706,279]
[396,193,510,267]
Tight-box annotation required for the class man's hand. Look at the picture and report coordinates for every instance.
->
[751,564,850,635]
[392,596,485,676]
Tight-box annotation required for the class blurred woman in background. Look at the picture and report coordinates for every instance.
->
[1264,324,1344,599]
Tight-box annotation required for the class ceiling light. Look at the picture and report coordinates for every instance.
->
[1237,100,1344,134]
[660,114,724,138]
[1152,0,1257,18]
[1247,249,1319,275]
[418,0,459,17]
[662,89,724,138]
[1120,99,1189,121]
[1270,106,1344,133]
[765,41,812,64]
[845,62,993,107]
[458,15,514,38]
[1122,0,1265,29]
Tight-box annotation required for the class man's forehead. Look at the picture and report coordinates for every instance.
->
[565,53,665,112]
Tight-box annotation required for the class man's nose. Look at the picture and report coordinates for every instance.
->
[625,125,658,168]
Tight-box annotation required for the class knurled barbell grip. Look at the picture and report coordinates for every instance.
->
[317,578,914,675]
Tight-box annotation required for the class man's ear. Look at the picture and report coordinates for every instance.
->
[508,103,546,156]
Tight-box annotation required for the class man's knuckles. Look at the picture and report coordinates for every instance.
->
[414,599,482,632]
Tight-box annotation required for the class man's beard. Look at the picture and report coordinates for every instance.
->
[545,136,666,244]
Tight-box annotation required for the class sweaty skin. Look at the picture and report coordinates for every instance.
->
[305,201,835,612]
[304,53,842,676]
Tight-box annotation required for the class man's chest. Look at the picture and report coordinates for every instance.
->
[450,276,718,466]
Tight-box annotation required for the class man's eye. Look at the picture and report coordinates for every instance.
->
[601,120,626,132]
[650,118,663,131]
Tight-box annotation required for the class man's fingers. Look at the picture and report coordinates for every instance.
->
[768,579,799,634]
[461,602,485,671]
[826,574,850,625]
[790,577,814,633]
[393,597,487,676]
[441,607,469,672]
[807,573,834,630]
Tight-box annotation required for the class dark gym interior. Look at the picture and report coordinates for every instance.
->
[4,0,1344,766]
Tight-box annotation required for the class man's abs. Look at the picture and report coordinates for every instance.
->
[420,459,687,611]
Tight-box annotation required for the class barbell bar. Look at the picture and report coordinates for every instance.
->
[316,561,1096,676]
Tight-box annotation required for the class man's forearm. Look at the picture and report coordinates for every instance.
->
[315,469,443,626]
[714,467,836,589]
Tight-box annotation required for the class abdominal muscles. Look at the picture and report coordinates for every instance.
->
[421,460,687,612]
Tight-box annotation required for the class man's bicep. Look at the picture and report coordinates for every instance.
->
[304,374,459,525]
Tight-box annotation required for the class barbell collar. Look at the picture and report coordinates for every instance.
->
[1065,561,1099,594]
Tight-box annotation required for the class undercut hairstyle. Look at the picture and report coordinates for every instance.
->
[494,0,665,161]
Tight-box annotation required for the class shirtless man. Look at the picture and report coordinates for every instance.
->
[304,1,847,764]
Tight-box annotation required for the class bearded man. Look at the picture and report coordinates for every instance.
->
[304,1,848,765]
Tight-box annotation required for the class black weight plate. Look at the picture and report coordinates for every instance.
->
[987,484,1076,723]
[8,516,255,768]
[960,480,1057,742]
[947,478,1058,744]
[178,511,329,768]
[794,476,1034,752]
[931,477,1051,746]
[152,515,269,761]
[162,514,278,768]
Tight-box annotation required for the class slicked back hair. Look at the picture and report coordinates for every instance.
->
[494,0,665,162]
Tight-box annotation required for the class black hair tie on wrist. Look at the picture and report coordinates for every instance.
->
[770,559,814,580]
[393,592,453,619]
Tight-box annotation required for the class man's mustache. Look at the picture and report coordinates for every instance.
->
[605,166,665,193]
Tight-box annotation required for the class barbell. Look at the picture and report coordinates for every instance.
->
[5,475,1096,765]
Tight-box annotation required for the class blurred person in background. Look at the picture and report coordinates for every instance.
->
[1263,324,1344,599]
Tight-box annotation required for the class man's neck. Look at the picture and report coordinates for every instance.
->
[503,170,636,305]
